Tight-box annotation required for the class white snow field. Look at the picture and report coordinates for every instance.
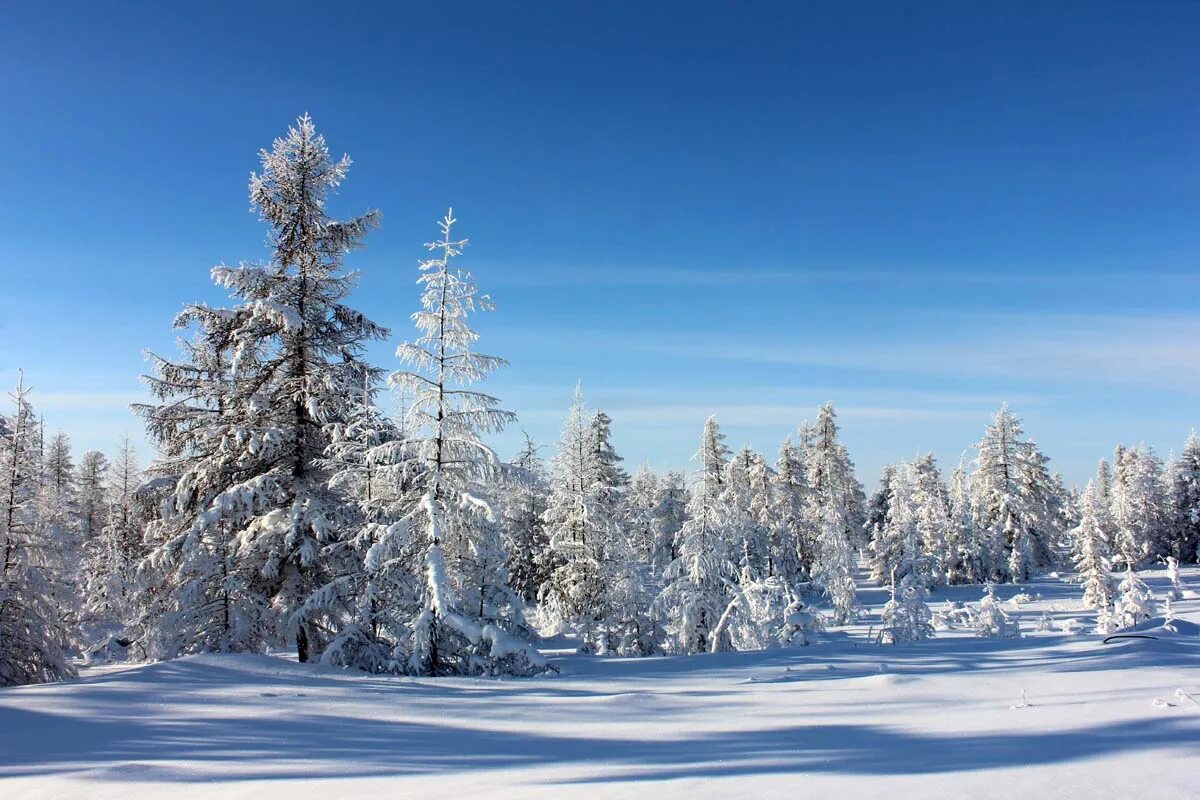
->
[2,567,1198,800]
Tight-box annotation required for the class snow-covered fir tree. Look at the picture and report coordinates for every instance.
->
[1072,480,1115,611]
[136,115,387,661]
[0,375,76,686]
[806,403,863,624]
[389,210,544,675]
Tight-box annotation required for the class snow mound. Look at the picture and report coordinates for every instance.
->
[1124,618,1200,638]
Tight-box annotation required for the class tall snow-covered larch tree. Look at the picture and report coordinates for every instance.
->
[806,403,863,624]
[136,115,387,662]
[655,416,737,653]
[770,436,810,585]
[76,450,108,542]
[0,375,76,686]
[390,210,545,676]
[968,406,1063,583]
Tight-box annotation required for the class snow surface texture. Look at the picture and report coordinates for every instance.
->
[1,566,1198,799]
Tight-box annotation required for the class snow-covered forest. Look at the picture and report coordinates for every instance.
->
[3,117,1199,690]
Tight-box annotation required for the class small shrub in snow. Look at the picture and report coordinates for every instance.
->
[1165,556,1185,601]
[711,576,812,652]
[1113,567,1157,629]
[879,574,935,644]
[975,584,1021,639]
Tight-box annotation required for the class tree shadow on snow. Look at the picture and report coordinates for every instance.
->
[0,701,1196,784]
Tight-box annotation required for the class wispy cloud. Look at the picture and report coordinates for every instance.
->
[32,391,145,410]
[482,264,1200,290]
[509,312,1200,392]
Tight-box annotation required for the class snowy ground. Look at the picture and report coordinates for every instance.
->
[2,567,1198,799]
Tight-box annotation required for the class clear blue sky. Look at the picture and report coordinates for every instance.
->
[1,1,1197,487]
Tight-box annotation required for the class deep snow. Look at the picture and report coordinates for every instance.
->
[1,566,1198,799]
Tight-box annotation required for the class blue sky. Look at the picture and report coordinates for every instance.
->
[1,1,1197,486]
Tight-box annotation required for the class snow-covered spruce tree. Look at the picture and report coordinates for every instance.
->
[37,431,82,623]
[651,469,689,573]
[600,496,665,657]
[76,450,108,542]
[499,433,552,604]
[83,437,146,629]
[136,116,385,661]
[539,386,606,641]
[133,302,267,658]
[869,457,946,589]
[1113,566,1157,629]
[626,465,661,568]
[911,454,953,587]
[655,416,737,654]
[1070,482,1113,614]
[1165,433,1200,563]
[0,375,76,686]
[581,409,661,655]
[944,456,981,584]
[879,573,934,644]
[1072,480,1115,612]
[806,403,863,624]
[724,446,771,582]
[747,447,792,582]
[1109,444,1166,568]
[869,462,918,586]
[974,583,1020,639]
[389,210,544,676]
[864,465,897,578]
[770,436,811,585]
[303,375,423,673]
